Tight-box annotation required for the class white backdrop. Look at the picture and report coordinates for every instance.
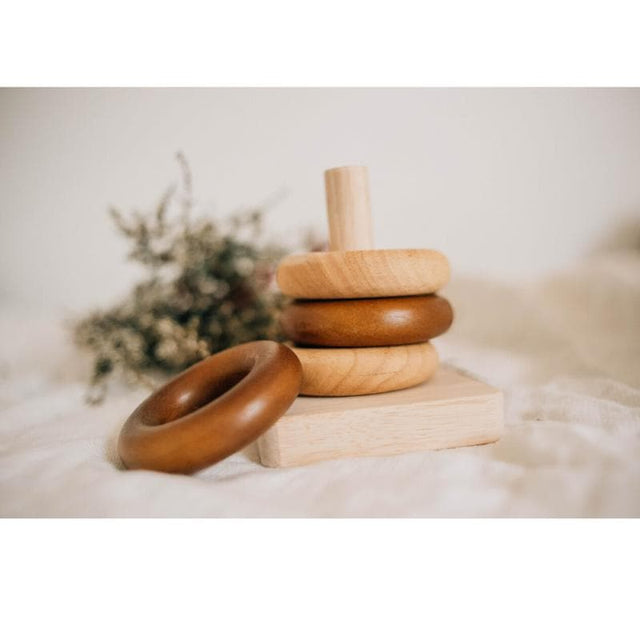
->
[1,88,639,311]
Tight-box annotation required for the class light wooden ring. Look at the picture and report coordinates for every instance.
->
[281,294,453,347]
[277,249,450,299]
[118,341,302,474]
[291,342,438,396]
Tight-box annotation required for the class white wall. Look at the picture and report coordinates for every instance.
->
[1,88,639,312]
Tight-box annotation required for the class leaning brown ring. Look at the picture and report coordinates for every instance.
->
[280,294,454,347]
[118,341,302,474]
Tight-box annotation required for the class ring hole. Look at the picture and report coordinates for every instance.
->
[177,369,249,418]
[144,368,252,425]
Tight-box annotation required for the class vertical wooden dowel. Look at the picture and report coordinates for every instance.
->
[324,166,374,251]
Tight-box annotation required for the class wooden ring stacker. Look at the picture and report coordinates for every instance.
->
[277,166,450,299]
[281,294,453,347]
[118,341,302,474]
[279,166,446,395]
[291,342,439,396]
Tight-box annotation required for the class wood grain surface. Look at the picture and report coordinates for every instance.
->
[257,365,504,467]
[118,341,302,473]
[277,248,450,299]
[324,165,374,251]
[291,342,438,396]
[281,294,453,347]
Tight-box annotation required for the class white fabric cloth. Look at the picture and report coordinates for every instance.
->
[1,251,639,517]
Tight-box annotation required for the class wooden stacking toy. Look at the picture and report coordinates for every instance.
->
[278,165,452,396]
[257,166,502,466]
[118,166,503,474]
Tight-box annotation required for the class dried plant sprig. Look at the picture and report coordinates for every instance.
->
[73,153,288,403]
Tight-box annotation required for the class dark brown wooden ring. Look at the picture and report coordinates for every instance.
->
[280,295,453,347]
[118,341,302,474]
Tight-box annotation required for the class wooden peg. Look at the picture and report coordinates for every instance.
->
[325,166,374,251]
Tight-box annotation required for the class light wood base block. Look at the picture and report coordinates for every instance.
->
[256,366,503,467]
[291,342,438,396]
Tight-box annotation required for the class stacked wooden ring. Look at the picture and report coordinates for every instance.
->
[277,166,453,396]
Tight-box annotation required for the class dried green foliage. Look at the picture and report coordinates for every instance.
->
[73,154,288,403]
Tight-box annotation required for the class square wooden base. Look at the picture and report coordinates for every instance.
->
[256,366,504,468]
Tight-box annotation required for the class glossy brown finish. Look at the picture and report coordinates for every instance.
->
[118,341,302,474]
[280,295,453,347]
